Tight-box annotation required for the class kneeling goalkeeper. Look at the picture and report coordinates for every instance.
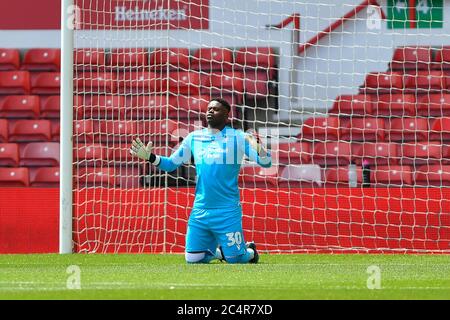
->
[130,98,272,264]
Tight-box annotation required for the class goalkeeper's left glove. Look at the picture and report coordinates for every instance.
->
[245,133,268,157]
[130,137,153,161]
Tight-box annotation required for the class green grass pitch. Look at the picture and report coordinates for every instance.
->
[0,254,449,300]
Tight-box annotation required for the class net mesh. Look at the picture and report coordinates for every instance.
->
[71,0,450,253]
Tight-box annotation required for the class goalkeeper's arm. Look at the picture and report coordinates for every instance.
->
[130,137,191,172]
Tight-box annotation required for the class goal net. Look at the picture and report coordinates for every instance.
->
[66,0,450,254]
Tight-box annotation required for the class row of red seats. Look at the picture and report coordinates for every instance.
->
[0,119,59,142]
[389,46,450,70]
[0,95,214,120]
[0,166,59,187]
[300,116,450,142]
[1,117,450,145]
[4,92,450,121]
[331,93,450,117]
[0,70,268,98]
[362,70,450,94]
[2,164,449,188]
[0,119,199,144]
[241,164,450,187]
[0,142,175,167]
[276,141,450,166]
[0,71,59,95]
[0,47,276,73]
[3,139,448,169]
[0,142,59,167]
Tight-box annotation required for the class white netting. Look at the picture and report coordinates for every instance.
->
[68,0,450,253]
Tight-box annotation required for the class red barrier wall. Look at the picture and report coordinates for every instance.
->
[0,188,59,253]
[1,188,450,254]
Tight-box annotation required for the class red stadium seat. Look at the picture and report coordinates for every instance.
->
[167,71,201,95]
[21,49,61,71]
[74,49,106,71]
[19,142,59,166]
[415,164,450,186]
[329,94,373,116]
[0,71,30,94]
[137,119,179,144]
[0,119,8,142]
[417,94,450,117]
[74,143,110,167]
[73,119,95,143]
[390,46,432,71]
[362,72,403,94]
[0,143,19,166]
[125,95,167,120]
[75,72,116,94]
[0,167,29,187]
[29,167,60,187]
[0,95,40,118]
[300,116,340,141]
[97,120,137,143]
[375,94,416,117]
[8,120,51,142]
[430,117,450,141]
[168,95,209,120]
[108,48,148,69]
[40,95,62,119]
[433,46,450,70]
[242,70,271,98]
[150,48,190,71]
[325,166,363,187]
[201,71,244,104]
[371,165,413,186]
[404,71,445,92]
[312,141,352,166]
[191,48,234,71]
[278,164,322,187]
[235,47,276,78]
[117,71,160,94]
[77,167,117,187]
[0,49,20,70]
[30,72,60,94]
[80,95,126,119]
[239,165,278,188]
[399,141,444,165]
[276,141,311,164]
[388,118,429,142]
[341,118,385,142]
[51,121,60,142]
[353,142,399,166]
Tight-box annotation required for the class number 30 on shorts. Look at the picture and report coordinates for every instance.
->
[226,232,242,247]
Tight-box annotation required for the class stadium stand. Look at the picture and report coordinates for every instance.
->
[2,46,450,187]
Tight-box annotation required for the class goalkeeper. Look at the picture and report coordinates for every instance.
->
[130,98,271,264]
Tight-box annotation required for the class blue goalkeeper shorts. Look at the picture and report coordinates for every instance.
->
[185,206,247,260]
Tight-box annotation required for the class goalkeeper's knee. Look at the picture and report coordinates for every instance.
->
[185,252,216,264]
[185,252,206,263]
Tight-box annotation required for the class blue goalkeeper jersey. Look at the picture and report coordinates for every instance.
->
[156,126,272,209]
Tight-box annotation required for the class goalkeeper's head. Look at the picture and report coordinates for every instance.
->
[206,98,231,129]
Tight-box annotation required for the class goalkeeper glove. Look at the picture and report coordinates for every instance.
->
[130,137,153,161]
[245,133,268,157]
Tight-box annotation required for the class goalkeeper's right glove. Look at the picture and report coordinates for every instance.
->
[130,137,153,161]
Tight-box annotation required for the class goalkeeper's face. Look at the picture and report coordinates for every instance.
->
[206,101,229,129]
